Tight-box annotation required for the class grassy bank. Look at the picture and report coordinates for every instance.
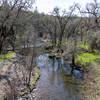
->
[76,52,100,67]
[29,67,40,92]
[21,67,40,96]
[0,52,15,62]
[76,44,100,100]
[78,43,89,50]
[76,43,100,67]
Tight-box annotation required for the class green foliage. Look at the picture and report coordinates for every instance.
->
[78,43,89,50]
[93,49,100,54]
[55,41,59,46]
[0,52,15,62]
[29,67,40,92]
[75,52,100,67]
[21,67,40,96]
[62,42,67,46]
[52,41,59,46]
[53,41,67,46]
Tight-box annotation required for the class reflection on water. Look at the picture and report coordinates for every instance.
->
[21,41,45,48]
[33,54,83,100]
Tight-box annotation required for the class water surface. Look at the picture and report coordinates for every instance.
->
[32,53,83,100]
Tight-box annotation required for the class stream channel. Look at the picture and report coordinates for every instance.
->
[23,41,84,100]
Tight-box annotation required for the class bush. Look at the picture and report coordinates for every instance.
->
[88,32,100,52]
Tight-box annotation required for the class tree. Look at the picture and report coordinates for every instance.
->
[0,0,35,53]
[80,0,100,30]
[39,14,58,45]
[53,5,80,47]
[80,0,100,51]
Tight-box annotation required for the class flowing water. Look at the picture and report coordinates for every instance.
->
[33,54,83,100]
[22,42,84,100]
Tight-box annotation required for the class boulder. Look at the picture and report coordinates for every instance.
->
[73,70,83,78]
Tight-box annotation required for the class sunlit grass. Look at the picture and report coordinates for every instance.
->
[29,67,40,92]
[52,41,59,46]
[0,52,15,62]
[52,41,67,46]
[78,43,89,50]
[75,52,100,67]
[62,41,67,46]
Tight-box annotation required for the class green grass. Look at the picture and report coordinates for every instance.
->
[0,52,15,62]
[78,43,89,50]
[29,67,40,92]
[52,41,67,46]
[21,67,40,96]
[52,41,59,46]
[62,42,67,46]
[75,52,100,67]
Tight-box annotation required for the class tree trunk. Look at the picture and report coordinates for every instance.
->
[54,21,57,46]
[54,32,56,45]
[58,33,63,48]
[0,39,3,54]
[80,28,83,42]
[0,43,2,54]
[72,52,75,66]
[28,47,34,85]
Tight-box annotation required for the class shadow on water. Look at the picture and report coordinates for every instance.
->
[33,53,84,100]
[21,41,84,100]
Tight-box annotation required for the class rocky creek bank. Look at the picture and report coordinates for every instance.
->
[0,52,40,100]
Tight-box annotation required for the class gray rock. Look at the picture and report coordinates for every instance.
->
[73,70,83,78]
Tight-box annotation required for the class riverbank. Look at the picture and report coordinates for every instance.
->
[1,41,100,100]
[81,63,100,100]
[76,44,100,99]
[44,41,100,100]
[0,52,40,100]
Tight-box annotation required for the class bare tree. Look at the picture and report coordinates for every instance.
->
[82,0,100,28]
[0,0,35,53]
[52,4,81,48]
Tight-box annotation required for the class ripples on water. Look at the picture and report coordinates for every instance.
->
[33,53,83,100]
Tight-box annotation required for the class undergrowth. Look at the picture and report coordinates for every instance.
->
[0,52,15,62]
[76,52,100,67]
